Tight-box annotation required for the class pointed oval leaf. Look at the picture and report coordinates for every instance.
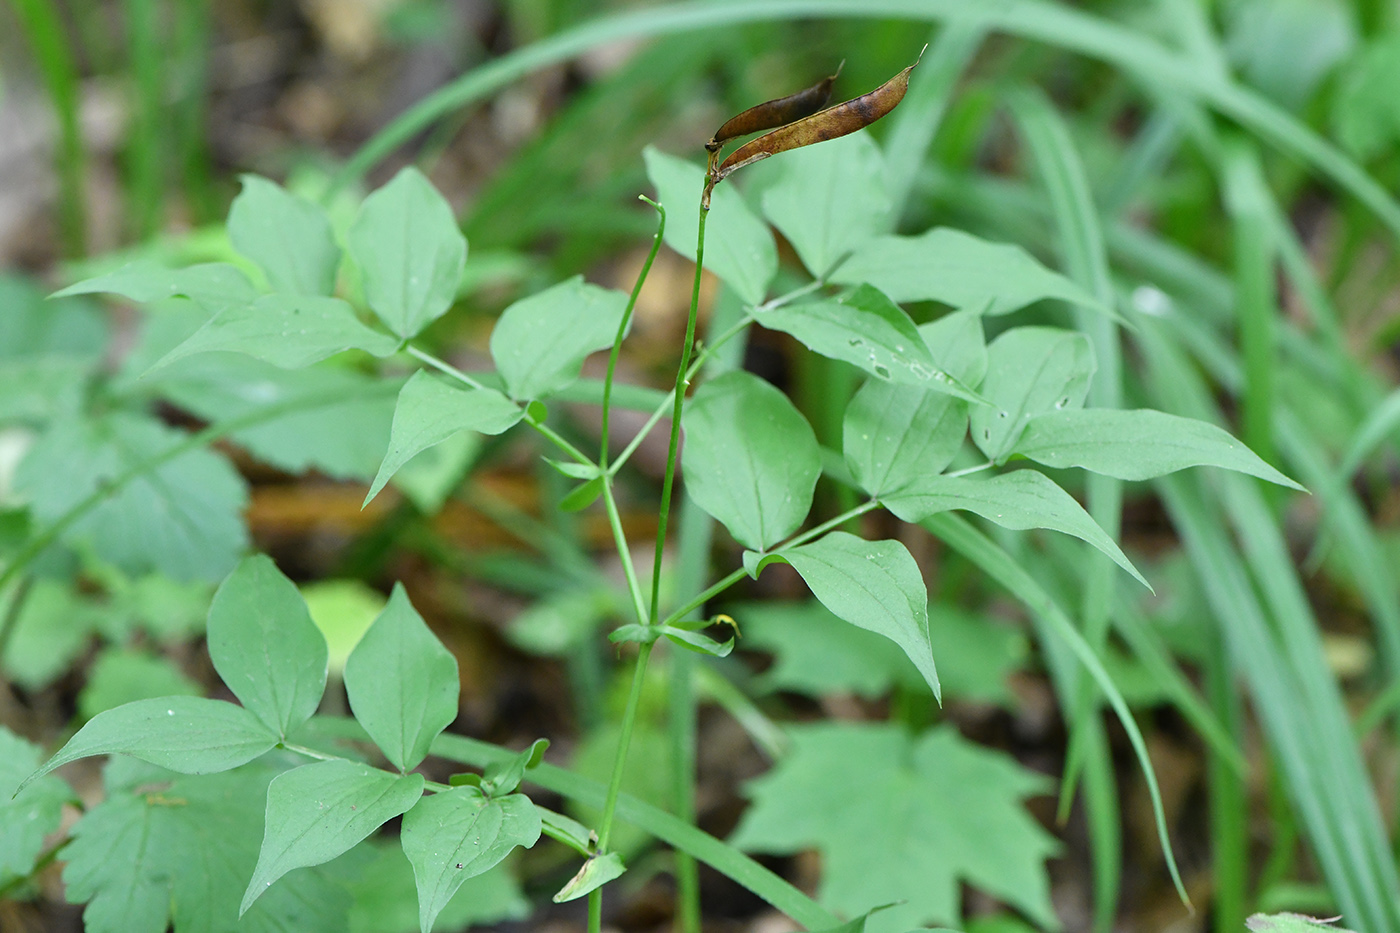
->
[54,260,257,315]
[681,370,819,551]
[772,531,939,700]
[228,175,341,296]
[831,227,1112,318]
[344,584,460,771]
[489,276,628,400]
[643,147,776,306]
[757,132,891,279]
[759,286,981,404]
[348,166,467,339]
[970,327,1094,463]
[1016,408,1304,488]
[241,760,424,914]
[22,697,277,790]
[882,470,1148,588]
[843,379,967,497]
[366,371,523,505]
[207,554,329,737]
[151,294,400,371]
[401,788,541,933]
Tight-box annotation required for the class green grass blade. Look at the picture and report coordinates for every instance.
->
[9,0,86,254]
[921,512,1191,910]
[1007,85,1126,933]
[333,0,1400,245]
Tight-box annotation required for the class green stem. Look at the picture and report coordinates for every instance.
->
[406,344,487,390]
[602,481,651,627]
[0,574,35,666]
[601,197,666,469]
[597,640,654,853]
[648,204,709,626]
[657,499,878,628]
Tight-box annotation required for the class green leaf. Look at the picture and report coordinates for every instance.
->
[489,276,628,400]
[756,131,891,279]
[921,308,988,387]
[228,175,341,295]
[14,410,248,581]
[77,649,203,720]
[969,327,1094,463]
[759,285,982,403]
[348,166,467,338]
[64,762,350,933]
[1331,34,1400,161]
[552,852,626,903]
[882,470,1148,588]
[741,601,1025,704]
[760,531,939,700]
[152,355,398,482]
[23,697,278,789]
[729,723,1058,931]
[207,555,329,738]
[0,356,88,424]
[54,260,258,315]
[400,788,541,933]
[152,294,400,371]
[344,583,459,772]
[643,146,777,306]
[366,371,522,506]
[2,578,105,690]
[1015,408,1305,489]
[831,227,1110,317]
[680,370,819,551]
[1,273,107,359]
[843,379,966,497]
[0,726,72,884]
[338,840,529,933]
[1246,914,1357,933]
[482,738,550,796]
[241,760,424,915]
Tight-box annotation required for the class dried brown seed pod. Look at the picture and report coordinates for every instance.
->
[705,63,843,155]
[701,51,922,209]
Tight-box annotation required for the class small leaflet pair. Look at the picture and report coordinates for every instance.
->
[701,48,924,209]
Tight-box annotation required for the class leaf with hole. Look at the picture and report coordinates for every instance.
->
[970,327,1094,463]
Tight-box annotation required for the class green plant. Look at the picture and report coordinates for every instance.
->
[5,47,1306,927]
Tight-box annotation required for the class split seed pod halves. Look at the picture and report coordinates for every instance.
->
[702,50,923,209]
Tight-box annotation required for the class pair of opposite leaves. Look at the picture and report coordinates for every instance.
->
[702,50,923,207]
